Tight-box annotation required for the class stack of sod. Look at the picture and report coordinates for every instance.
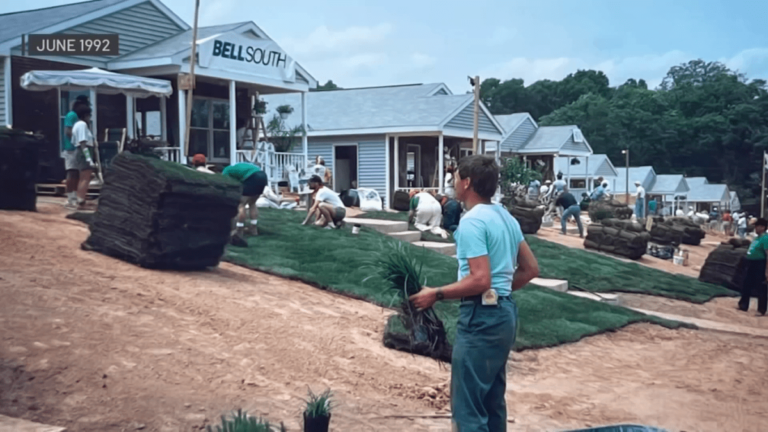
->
[698,239,751,292]
[508,201,545,234]
[0,127,41,211]
[589,199,633,221]
[647,217,706,246]
[584,218,651,260]
[83,152,241,269]
[371,241,452,362]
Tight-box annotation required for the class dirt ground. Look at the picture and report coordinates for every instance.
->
[1,204,767,431]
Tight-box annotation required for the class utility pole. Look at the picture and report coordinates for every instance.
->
[762,150,766,218]
[183,0,200,162]
[472,75,480,154]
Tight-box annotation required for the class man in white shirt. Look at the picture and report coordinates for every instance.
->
[408,189,448,238]
[69,105,97,210]
[634,181,646,218]
[302,175,346,228]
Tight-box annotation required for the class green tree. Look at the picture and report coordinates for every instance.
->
[312,80,341,92]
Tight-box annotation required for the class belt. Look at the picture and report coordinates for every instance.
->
[461,294,511,304]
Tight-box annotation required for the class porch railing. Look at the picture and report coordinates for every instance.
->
[156,147,181,163]
[236,150,309,190]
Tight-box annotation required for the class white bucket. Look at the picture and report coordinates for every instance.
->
[673,256,685,266]
[352,224,361,235]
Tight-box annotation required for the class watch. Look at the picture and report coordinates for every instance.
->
[435,288,444,301]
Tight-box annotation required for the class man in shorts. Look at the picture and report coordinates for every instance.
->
[68,104,97,209]
[222,162,268,237]
[302,175,346,228]
[62,96,90,208]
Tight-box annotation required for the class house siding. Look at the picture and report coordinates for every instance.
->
[433,88,449,96]
[560,134,591,154]
[594,160,616,178]
[358,140,386,198]
[500,117,536,152]
[0,57,5,126]
[58,1,184,64]
[444,103,499,135]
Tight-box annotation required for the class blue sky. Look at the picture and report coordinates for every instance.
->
[4,0,768,93]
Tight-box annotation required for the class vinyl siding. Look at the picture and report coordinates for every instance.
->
[0,57,5,126]
[500,117,536,152]
[58,1,184,65]
[594,160,616,178]
[444,103,499,135]
[433,88,449,96]
[358,140,386,198]
[560,134,591,154]
[298,140,333,173]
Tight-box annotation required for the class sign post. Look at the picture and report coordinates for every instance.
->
[183,0,200,162]
[472,75,480,154]
[762,151,766,218]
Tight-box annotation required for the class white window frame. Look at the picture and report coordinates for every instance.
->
[573,128,585,143]
[190,96,231,162]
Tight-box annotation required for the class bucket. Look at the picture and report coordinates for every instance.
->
[303,413,330,432]
[673,256,685,266]
[352,224,361,235]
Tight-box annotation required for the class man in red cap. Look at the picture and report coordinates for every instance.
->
[192,154,214,174]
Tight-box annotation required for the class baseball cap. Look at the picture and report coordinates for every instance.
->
[192,154,206,165]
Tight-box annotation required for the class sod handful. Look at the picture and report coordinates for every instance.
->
[370,242,450,360]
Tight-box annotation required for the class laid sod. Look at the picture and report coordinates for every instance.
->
[527,236,736,303]
[223,209,692,351]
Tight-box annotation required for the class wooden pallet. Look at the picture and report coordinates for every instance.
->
[36,183,102,198]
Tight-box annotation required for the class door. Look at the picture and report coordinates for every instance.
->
[406,144,421,188]
[334,145,358,192]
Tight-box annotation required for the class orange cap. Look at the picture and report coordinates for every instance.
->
[192,154,206,165]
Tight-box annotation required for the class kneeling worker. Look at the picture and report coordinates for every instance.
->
[222,162,268,237]
[302,175,346,228]
[409,190,447,237]
[436,193,462,233]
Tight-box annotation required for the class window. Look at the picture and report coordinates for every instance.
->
[189,98,231,160]
[570,179,586,189]
[573,128,585,143]
[460,149,473,158]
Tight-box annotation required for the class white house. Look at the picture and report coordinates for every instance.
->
[554,154,618,201]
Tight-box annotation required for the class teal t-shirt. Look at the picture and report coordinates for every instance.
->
[62,111,79,151]
[747,233,768,261]
[222,163,261,183]
[455,203,524,297]
[409,196,419,211]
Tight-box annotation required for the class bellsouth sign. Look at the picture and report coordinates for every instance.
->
[198,33,296,83]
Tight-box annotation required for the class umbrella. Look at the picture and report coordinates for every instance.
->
[20,67,172,98]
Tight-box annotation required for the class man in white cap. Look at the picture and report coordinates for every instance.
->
[634,181,646,218]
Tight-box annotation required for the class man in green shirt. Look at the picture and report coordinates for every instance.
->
[222,162,268,238]
[62,96,90,208]
[738,218,768,316]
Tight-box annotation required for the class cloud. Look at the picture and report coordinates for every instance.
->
[478,49,768,89]
[282,23,393,59]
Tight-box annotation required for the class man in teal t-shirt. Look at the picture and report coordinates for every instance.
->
[62,96,90,208]
[409,155,540,431]
[738,218,768,316]
[222,162,268,238]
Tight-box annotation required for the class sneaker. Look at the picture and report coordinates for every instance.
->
[64,201,78,210]
[756,312,766,317]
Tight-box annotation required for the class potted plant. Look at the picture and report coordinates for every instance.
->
[254,99,268,116]
[205,409,286,432]
[276,104,294,120]
[303,388,333,432]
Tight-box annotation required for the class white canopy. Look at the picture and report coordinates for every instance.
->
[20,68,172,98]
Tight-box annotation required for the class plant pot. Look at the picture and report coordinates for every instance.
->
[303,413,330,432]
[352,224,361,235]
[280,112,290,120]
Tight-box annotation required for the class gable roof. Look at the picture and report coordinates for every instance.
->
[649,174,689,195]
[684,177,709,188]
[614,166,656,192]
[687,183,730,203]
[554,154,618,178]
[0,0,188,52]
[262,83,504,138]
[515,125,593,156]
[495,113,537,136]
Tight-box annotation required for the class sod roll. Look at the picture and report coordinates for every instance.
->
[698,243,749,292]
[83,153,241,269]
[509,201,545,234]
[584,219,650,260]
[0,128,41,211]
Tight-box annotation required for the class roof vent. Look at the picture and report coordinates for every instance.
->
[572,128,585,143]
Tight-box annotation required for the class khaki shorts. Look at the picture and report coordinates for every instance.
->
[63,149,91,172]
[332,207,346,224]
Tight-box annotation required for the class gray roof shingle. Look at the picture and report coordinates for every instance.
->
[262,83,476,133]
[515,125,587,154]
[649,174,689,194]
[0,0,129,44]
[687,183,730,203]
[494,113,530,135]
[554,154,616,177]
[684,177,709,188]
[614,166,656,192]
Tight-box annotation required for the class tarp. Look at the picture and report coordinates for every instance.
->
[20,68,172,98]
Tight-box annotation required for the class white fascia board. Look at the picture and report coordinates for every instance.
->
[109,57,175,70]
[307,126,440,138]
[179,63,310,93]
[442,127,503,141]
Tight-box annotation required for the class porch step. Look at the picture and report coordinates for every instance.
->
[531,277,568,292]
[388,231,422,243]
[412,241,457,256]
[0,414,66,431]
[345,218,408,234]
[566,290,620,305]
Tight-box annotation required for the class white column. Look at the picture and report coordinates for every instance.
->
[229,80,237,166]
[566,155,571,190]
[159,96,167,142]
[585,156,590,192]
[385,134,390,209]
[3,56,12,126]
[301,91,308,166]
[496,140,501,164]
[90,88,98,140]
[126,95,134,139]
[178,89,187,164]
[438,133,445,194]
[394,136,400,191]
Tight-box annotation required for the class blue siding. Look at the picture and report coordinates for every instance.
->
[560,135,591,154]
[0,57,5,126]
[500,117,536,152]
[444,103,499,134]
[59,1,184,64]
[433,88,449,96]
[300,141,334,172]
[594,160,616,177]
[358,140,386,198]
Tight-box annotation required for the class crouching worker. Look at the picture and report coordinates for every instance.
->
[409,190,448,238]
[436,194,462,233]
[302,175,346,228]
[409,155,540,432]
[222,162,268,238]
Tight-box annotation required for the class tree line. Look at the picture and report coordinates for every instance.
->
[480,60,768,212]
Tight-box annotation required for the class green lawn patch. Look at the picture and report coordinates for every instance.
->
[526,236,736,303]
[223,209,693,351]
